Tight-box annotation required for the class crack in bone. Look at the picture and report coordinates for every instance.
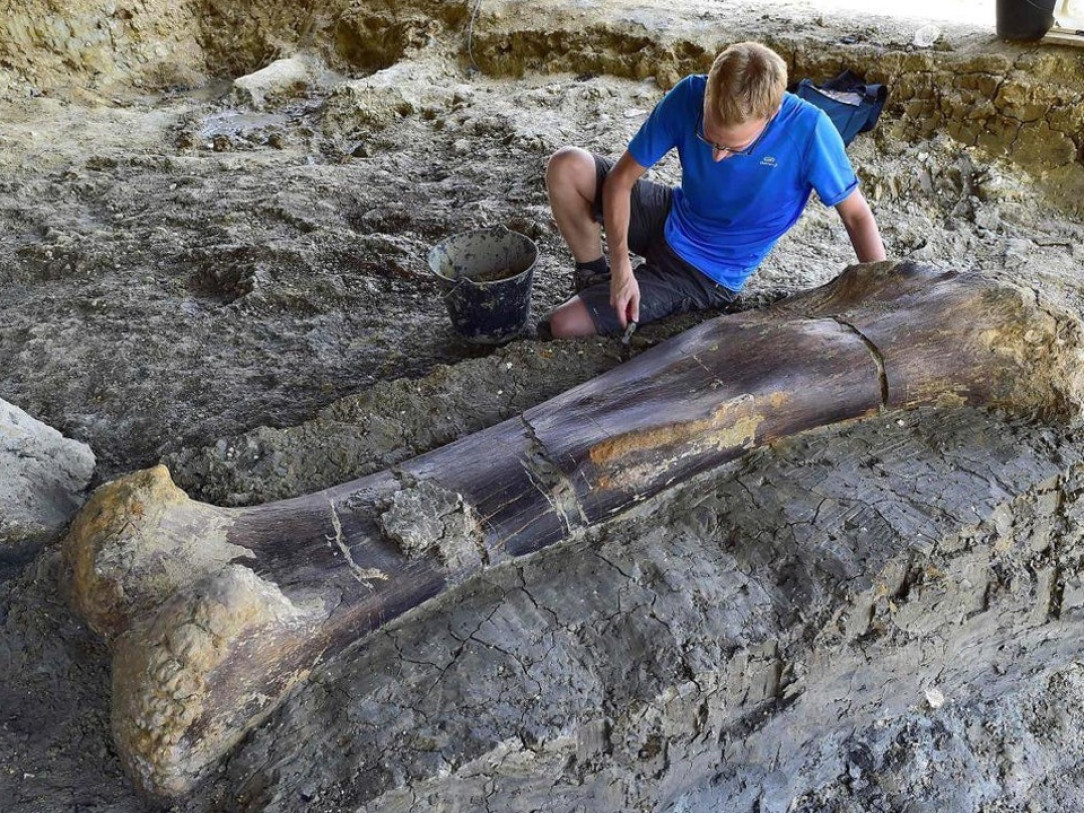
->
[833,319,889,408]
[519,415,588,534]
[326,499,388,586]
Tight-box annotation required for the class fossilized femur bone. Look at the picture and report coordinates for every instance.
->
[63,261,1084,797]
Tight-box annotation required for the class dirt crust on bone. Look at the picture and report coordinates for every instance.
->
[775,263,1084,418]
[64,464,250,641]
[378,478,486,571]
[112,563,324,797]
[978,284,1084,418]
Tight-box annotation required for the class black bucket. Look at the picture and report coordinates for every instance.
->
[428,226,538,345]
[996,0,1056,40]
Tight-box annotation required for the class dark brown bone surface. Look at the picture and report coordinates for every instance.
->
[63,261,1084,797]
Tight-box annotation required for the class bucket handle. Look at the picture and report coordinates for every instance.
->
[442,275,469,299]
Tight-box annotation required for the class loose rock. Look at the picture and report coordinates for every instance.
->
[0,398,95,548]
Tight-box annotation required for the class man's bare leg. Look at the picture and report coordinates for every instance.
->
[545,146,605,337]
[546,146,604,262]
[549,297,597,337]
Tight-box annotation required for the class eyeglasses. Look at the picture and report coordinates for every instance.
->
[695,110,772,157]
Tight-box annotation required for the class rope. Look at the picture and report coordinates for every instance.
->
[466,0,484,74]
[1011,0,1059,16]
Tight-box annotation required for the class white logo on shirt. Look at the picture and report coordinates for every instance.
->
[760,155,777,167]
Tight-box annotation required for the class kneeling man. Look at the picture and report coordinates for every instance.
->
[544,41,886,337]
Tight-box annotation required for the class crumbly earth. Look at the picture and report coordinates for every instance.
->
[1,0,1083,811]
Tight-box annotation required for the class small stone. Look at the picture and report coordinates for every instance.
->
[923,687,945,709]
[232,56,314,111]
[175,131,198,149]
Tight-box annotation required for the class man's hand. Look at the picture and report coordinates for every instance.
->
[610,262,640,329]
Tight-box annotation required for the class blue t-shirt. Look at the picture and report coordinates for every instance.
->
[628,75,859,291]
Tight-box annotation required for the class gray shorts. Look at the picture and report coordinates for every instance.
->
[581,154,737,336]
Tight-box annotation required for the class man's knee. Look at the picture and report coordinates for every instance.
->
[546,146,595,193]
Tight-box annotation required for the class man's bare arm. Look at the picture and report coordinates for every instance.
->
[602,151,649,328]
[836,188,886,263]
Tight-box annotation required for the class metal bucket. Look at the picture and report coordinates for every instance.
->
[428,226,538,345]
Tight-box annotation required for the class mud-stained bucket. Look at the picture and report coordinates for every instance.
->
[428,226,538,345]
[996,0,1056,40]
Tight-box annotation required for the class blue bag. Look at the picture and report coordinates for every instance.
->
[794,70,888,147]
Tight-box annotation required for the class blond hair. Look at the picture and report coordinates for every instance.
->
[705,42,787,125]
